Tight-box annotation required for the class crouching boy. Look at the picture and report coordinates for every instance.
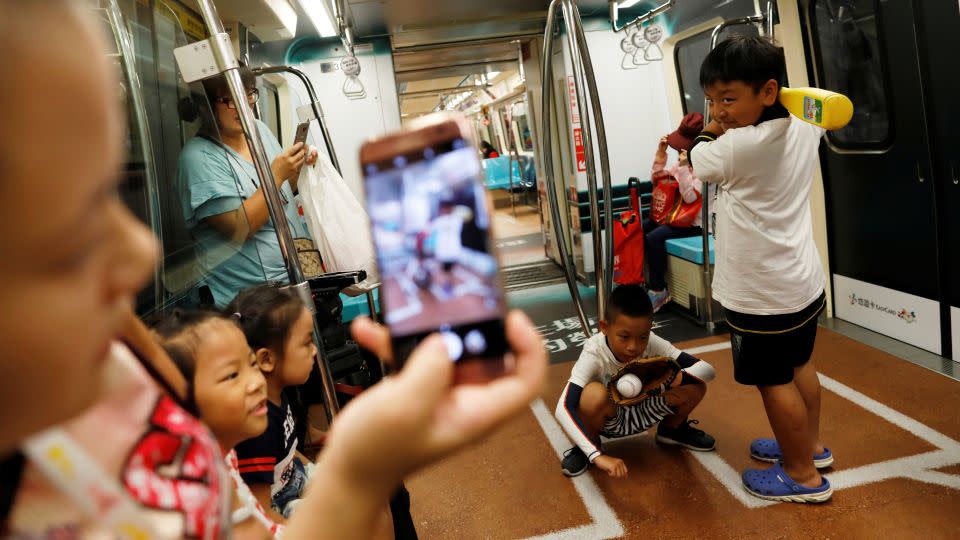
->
[555,285,716,478]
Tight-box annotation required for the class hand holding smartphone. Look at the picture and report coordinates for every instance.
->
[360,113,510,383]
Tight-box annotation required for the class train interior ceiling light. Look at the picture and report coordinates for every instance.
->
[299,0,338,38]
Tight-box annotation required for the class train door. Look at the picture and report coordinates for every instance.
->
[802,0,944,355]
[487,95,548,269]
[914,0,960,360]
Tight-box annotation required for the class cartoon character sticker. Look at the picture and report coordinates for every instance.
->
[620,33,639,70]
[123,396,226,539]
[643,24,664,61]
[630,31,650,65]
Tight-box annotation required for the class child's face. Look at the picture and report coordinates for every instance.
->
[0,6,158,452]
[704,79,779,130]
[279,307,317,387]
[193,320,268,449]
[600,313,653,363]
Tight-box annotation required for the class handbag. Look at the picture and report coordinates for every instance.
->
[612,177,645,285]
[297,149,380,296]
[650,174,701,228]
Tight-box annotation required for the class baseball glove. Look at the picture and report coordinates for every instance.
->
[608,356,681,406]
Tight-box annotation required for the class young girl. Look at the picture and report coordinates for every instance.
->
[226,286,317,522]
[0,3,547,538]
[150,309,283,537]
[645,112,706,312]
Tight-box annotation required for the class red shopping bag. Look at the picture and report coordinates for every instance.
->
[613,178,645,285]
[650,177,701,228]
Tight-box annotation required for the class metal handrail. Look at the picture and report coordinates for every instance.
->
[609,0,675,33]
[103,1,165,311]
[252,64,380,322]
[540,1,590,332]
[540,0,614,332]
[194,0,340,419]
[699,8,771,331]
[569,2,615,319]
[251,65,340,173]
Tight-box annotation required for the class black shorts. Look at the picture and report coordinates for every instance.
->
[725,292,826,386]
[441,261,454,272]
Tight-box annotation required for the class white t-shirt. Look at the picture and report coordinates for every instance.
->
[690,116,826,315]
[432,213,464,262]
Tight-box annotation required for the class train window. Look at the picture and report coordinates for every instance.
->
[258,80,282,142]
[809,0,890,147]
[674,24,760,116]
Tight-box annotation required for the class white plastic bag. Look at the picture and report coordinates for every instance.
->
[298,148,380,296]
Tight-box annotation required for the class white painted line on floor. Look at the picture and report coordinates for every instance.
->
[817,374,960,454]
[527,399,624,540]
[687,451,776,509]
[683,341,734,356]
[679,341,960,506]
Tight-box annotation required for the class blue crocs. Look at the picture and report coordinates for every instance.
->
[742,463,833,503]
[750,437,834,469]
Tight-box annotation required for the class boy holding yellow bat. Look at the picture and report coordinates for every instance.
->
[688,35,850,503]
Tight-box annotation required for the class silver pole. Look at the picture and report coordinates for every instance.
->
[765,1,775,39]
[103,1,165,311]
[699,14,766,331]
[195,0,340,419]
[569,3,614,323]
[561,0,609,323]
[540,0,591,333]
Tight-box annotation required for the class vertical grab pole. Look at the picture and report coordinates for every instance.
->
[569,2,615,321]
[560,0,605,323]
[195,0,340,419]
[700,14,766,331]
[540,0,591,333]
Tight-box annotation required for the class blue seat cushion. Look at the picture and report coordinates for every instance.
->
[341,288,379,323]
[665,235,715,265]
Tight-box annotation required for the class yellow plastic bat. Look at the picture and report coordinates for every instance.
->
[779,87,853,130]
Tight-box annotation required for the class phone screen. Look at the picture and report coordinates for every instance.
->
[362,132,508,373]
[294,121,310,146]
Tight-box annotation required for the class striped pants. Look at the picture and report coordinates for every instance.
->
[600,395,675,438]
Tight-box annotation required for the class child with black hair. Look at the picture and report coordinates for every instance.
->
[150,309,282,537]
[689,34,833,502]
[554,285,717,478]
[226,285,317,523]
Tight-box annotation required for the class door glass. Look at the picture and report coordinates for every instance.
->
[103,0,269,313]
[811,0,891,147]
[674,23,759,116]
[258,80,281,142]
[512,101,534,152]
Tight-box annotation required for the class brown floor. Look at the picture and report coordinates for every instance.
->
[406,328,960,539]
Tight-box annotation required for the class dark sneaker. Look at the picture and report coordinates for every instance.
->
[656,419,716,451]
[561,446,589,477]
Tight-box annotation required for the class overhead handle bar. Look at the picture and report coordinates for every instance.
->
[251,65,341,174]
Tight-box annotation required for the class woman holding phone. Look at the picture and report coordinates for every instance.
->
[177,65,319,307]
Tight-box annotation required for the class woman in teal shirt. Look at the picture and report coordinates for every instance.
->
[178,66,317,306]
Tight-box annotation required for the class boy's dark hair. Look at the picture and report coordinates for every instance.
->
[699,34,786,92]
[226,284,307,356]
[604,285,653,323]
[147,309,238,382]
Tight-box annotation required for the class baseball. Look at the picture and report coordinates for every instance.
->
[616,373,643,398]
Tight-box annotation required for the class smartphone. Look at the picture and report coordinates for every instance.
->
[293,121,310,147]
[360,113,510,383]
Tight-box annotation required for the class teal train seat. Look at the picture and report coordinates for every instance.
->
[664,235,714,265]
